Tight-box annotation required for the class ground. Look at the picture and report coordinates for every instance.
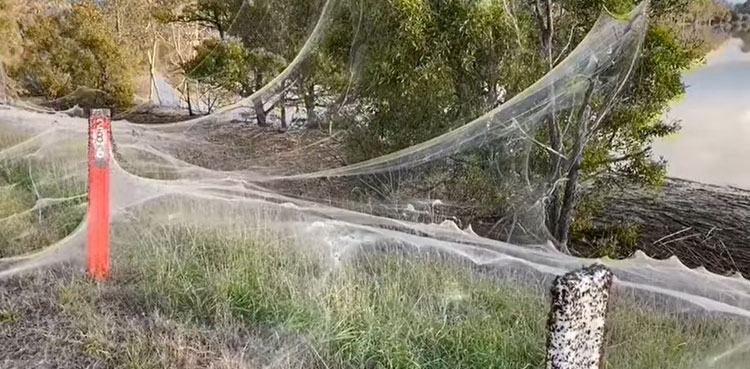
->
[112,110,750,278]
[2,230,746,369]
[2,107,750,368]
[589,178,750,278]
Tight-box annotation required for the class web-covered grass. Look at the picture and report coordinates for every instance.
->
[0,141,86,258]
[0,149,747,368]
[1,2,750,366]
[1,127,748,367]
[69,224,740,369]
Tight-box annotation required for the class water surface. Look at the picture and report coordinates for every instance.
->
[652,34,750,189]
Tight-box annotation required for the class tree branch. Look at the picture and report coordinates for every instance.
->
[607,147,649,165]
[553,23,578,66]
[502,0,525,50]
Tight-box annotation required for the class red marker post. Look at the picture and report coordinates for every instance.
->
[87,109,112,280]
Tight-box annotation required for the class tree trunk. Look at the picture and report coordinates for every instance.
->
[304,80,317,129]
[254,97,267,126]
[557,166,581,248]
[215,11,225,40]
[185,80,194,116]
[556,81,596,249]
[0,63,7,104]
[148,40,161,105]
[533,0,565,243]
[115,0,122,38]
[253,70,267,126]
[280,91,287,129]
[487,78,500,109]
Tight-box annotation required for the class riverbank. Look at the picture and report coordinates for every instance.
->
[595,178,750,278]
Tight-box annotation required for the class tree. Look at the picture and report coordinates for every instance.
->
[340,0,532,160]
[527,0,702,250]
[335,0,706,253]
[681,0,733,24]
[170,0,244,40]
[221,0,338,128]
[0,0,23,66]
[279,0,331,129]
[10,1,137,111]
[96,0,207,107]
[175,0,278,124]
[182,38,285,125]
[0,0,63,100]
[175,0,341,126]
[0,0,23,101]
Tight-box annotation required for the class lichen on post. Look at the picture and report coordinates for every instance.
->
[545,264,614,369]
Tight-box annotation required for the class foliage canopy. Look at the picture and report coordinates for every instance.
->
[10,2,137,111]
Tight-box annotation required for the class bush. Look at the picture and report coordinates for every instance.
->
[10,2,136,112]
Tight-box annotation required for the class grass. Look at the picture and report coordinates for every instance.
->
[0,225,748,368]
[0,183,748,368]
[119,225,548,369]
[0,157,86,258]
[1,133,749,368]
[75,223,742,369]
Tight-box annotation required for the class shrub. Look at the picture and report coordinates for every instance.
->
[11,2,136,112]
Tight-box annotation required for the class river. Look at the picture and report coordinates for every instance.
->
[652,30,750,189]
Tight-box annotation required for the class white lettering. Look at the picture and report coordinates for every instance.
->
[92,124,108,166]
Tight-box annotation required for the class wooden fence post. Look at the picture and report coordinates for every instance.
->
[87,109,112,280]
[546,264,614,369]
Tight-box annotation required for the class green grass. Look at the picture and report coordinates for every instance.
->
[0,158,86,257]
[1,132,748,368]
[1,202,748,368]
[105,224,749,369]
